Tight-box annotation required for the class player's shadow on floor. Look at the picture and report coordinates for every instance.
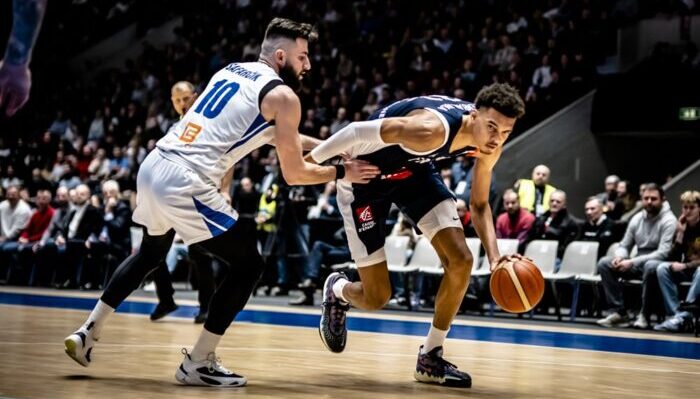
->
[61,373,530,398]
[237,374,525,398]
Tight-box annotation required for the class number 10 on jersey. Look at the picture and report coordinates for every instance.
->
[194,79,240,119]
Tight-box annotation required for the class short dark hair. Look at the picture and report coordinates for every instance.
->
[642,182,665,198]
[264,18,317,43]
[475,83,526,119]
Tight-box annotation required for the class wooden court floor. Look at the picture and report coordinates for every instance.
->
[1,303,699,399]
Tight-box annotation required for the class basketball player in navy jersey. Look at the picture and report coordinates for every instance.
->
[310,83,525,387]
[63,18,379,388]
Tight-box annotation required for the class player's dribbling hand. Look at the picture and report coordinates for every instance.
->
[0,60,31,117]
[491,253,529,271]
[343,159,380,184]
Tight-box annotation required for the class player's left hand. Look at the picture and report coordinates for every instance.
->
[0,60,31,116]
[343,159,380,184]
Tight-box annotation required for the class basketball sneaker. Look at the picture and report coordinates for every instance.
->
[175,349,247,387]
[319,271,350,353]
[414,345,472,388]
[64,322,98,367]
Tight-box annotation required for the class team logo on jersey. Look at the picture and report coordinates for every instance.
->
[356,206,374,222]
[356,205,376,232]
[179,122,202,143]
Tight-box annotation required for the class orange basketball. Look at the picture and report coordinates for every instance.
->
[490,258,545,313]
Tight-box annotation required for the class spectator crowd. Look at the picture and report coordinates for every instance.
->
[0,0,698,333]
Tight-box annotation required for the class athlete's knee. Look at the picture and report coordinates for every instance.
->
[442,246,473,278]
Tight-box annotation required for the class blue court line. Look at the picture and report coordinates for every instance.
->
[1,291,698,360]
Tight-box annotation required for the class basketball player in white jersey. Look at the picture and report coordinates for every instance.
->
[63,18,379,388]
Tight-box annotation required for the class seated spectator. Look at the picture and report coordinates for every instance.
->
[596,183,677,329]
[82,180,131,289]
[307,181,339,220]
[7,190,54,285]
[1,165,23,190]
[290,227,351,306]
[580,196,615,258]
[388,213,422,308]
[496,189,535,245]
[26,168,53,198]
[526,54,553,102]
[654,190,700,332]
[515,164,556,217]
[612,179,635,220]
[0,186,33,279]
[330,107,350,135]
[456,199,476,237]
[521,189,580,260]
[31,187,70,286]
[232,177,261,236]
[34,184,103,289]
[88,148,111,182]
[597,174,620,214]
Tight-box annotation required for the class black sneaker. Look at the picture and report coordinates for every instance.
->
[150,301,178,321]
[319,272,350,353]
[414,345,472,388]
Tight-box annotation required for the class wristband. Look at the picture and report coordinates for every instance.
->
[334,164,345,180]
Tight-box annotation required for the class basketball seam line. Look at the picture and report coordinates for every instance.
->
[503,261,532,310]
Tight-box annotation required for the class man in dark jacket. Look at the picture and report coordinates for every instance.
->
[521,189,581,259]
[35,184,103,288]
[82,180,132,289]
[580,196,615,259]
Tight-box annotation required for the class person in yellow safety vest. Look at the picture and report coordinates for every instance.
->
[515,164,556,217]
[256,184,279,233]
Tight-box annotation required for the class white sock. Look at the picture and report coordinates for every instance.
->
[84,300,115,340]
[190,328,223,362]
[332,278,351,304]
[422,325,449,354]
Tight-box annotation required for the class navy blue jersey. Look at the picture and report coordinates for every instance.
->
[363,95,477,178]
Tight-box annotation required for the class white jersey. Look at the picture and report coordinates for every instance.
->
[157,62,282,187]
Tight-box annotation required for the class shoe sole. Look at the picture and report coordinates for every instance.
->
[319,273,345,354]
[414,370,471,388]
[175,366,247,387]
[64,336,89,367]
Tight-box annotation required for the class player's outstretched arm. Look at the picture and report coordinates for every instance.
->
[469,151,503,270]
[307,111,445,164]
[262,85,379,185]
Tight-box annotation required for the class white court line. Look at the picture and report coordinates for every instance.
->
[4,341,700,376]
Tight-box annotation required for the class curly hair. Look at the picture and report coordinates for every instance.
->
[475,83,526,119]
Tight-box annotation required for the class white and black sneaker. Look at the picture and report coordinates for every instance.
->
[64,322,97,367]
[175,349,247,387]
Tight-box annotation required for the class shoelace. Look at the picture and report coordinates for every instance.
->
[435,355,460,371]
[206,352,233,375]
[181,348,233,375]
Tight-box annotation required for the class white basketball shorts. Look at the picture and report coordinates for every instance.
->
[132,150,238,245]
